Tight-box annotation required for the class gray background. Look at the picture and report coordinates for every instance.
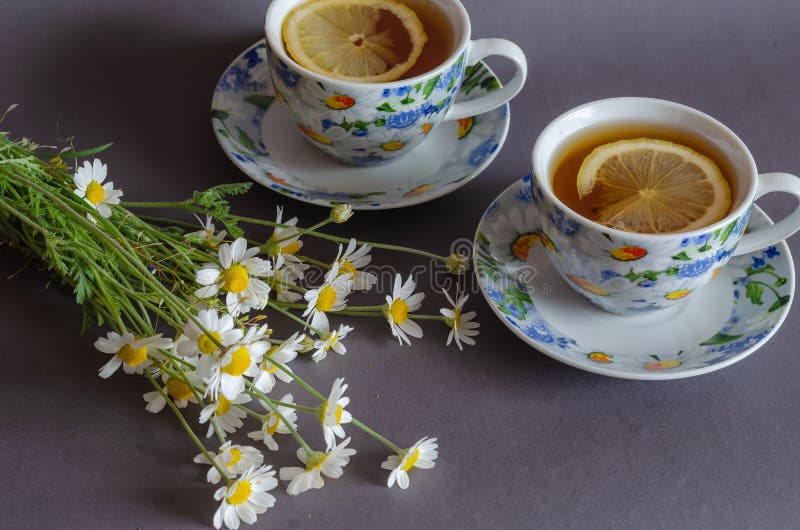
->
[2,0,800,529]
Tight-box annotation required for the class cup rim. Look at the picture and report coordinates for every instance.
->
[264,0,472,89]
[531,97,760,241]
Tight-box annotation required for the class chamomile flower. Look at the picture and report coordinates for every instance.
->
[95,331,173,379]
[334,238,376,291]
[267,206,307,277]
[73,158,122,219]
[320,377,352,450]
[381,437,439,489]
[440,291,480,350]
[194,441,264,484]
[279,437,357,495]
[206,325,269,400]
[213,465,277,530]
[311,324,353,363]
[200,393,251,438]
[247,393,298,451]
[252,332,303,393]
[195,238,273,316]
[384,274,425,345]
[185,215,227,248]
[271,254,303,303]
[142,372,201,413]
[303,263,352,332]
[177,309,243,359]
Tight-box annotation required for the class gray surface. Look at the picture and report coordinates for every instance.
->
[2,0,800,529]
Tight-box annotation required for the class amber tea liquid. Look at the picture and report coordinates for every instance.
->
[551,123,737,228]
[397,0,455,78]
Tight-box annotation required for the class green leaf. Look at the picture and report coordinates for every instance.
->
[481,76,501,92]
[769,295,791,312]
[47,143,114,159]
[624,269,640,282]
[211,109,229,120]
[745,282,764,305]
[235,127,256,152]
[700,332,744,345]
[376,103,396,112]
[671,251,691,261]
[400,97,415,105]
[666,266,680,276]
[422,75,441,98]
[698,243,712,252]
[775,277,788,287]
[243,94,276,111]
[217,128,230,138]
[718,219,738,244]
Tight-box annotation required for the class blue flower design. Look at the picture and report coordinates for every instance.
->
[232,152,255,163]
[692,234,711,246]
[601,270,622,280]
[243,46,264,68]
[733,289,740,300]
[486,286,504,303]
[275,60,299,88]
[638,280,655,288]
[548,207,580,236]
[522,320,554,344]
[385,109,422,129]
[733,213,749,235]
[555,337,576,350]
[382,86,412,98]
[486,201,500,216]
[352,129,368,137]
[764,246,780,259]
[714,247,734,262]
[751,255,766,269]
[435,62,463,90]
[321,118,336,131]
[710,328,772,355]
[515,186,532,203]
[219,64,261,93]
[469,136,498,167]
[677,257,715,278]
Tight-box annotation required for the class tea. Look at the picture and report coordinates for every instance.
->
[395,0,455,78]
[551,123,737,233]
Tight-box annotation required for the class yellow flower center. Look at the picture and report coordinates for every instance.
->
[305,451,328,471]
[221,264,249,293]
[324,332,339,351]
[166,378,194,401]
[262,346,281,373]
[334,404,343,425]
[198,331,222,355]
[117,344,148,367]
[267,416,281,435]
[215,396,232,415]
[316,285,337,312]
[338,260,356,278]
[85,181,106,204]
[226,448,242,468]
[389,299,409,324]
[452,308,462,330]
[227,479,252,505]
[222,346,251,376]
[282,240,300,255]
[402,448,420,471]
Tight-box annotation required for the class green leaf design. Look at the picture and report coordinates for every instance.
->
[718,219,738,244]
[235,127,256,152]
[745,282,764,305]
[700,332,744,345]
[769,295,791,312]
[481,76,501,92]
[698,243,712,252]
[775,277,788,287]
[400,96,415,105]
[211,109,229,120]
[243,94,276,111]
[666,266,680,276]
[376,103,396,112]
[422,75,441,99]
[217,128,230,138]
[476,231,490,246]
[671,251,691,261]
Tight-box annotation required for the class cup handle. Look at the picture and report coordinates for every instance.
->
[443,38,528,121]
[733,172,800,256]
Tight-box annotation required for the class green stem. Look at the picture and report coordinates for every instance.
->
[352,418,402,454]
[245,381,313,454]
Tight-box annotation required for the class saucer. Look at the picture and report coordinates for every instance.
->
[474,175,795,380]
[211,41,510,210]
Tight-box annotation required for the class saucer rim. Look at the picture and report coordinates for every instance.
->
[211,40,511,211]
[473,177,795,381]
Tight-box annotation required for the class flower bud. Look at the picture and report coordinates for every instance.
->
[299,335,316,354]
[330,204,353,223]
[445,253,470,275]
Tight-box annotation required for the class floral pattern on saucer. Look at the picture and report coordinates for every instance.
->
[211,41,509,210]
[474,175,795,380]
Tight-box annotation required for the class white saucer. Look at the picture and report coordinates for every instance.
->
[211,41,510,210]
[474,175,795,380]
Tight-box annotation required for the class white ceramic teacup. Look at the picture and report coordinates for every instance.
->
[264,0,527,166]
[531,97,800,315]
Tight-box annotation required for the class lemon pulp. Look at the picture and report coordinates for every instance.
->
[576,138,732,233]
[282,0,428,83]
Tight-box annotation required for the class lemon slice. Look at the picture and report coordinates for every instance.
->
[576,138,732,233]
[282,0,428,83]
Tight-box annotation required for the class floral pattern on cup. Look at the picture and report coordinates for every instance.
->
[474,175,793,379]
[529,177,751,314]
[267,49,473,166]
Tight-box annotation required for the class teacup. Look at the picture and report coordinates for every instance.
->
[531,97,800,315]
[264,0,527,166]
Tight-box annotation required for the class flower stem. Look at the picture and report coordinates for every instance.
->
[352,418,402,454]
